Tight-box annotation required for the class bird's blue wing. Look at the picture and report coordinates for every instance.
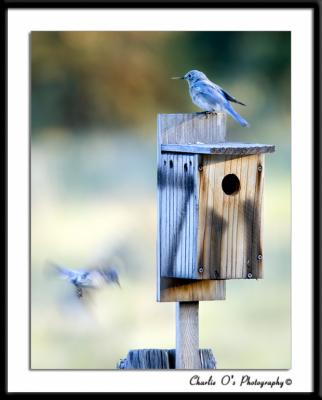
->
[194,82,222,97]
[214,83,246,106]
[100,266,121,286]
[48,262,76,280]
[193,82,226,106]
[194,82,246,107]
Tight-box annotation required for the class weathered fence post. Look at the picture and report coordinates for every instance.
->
[117,112,275,369]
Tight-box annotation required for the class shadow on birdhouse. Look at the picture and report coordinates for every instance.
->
[157,113,275,302]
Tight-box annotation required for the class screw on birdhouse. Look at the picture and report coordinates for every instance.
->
[198,164,203,171]
[198,266,204,273]
[258,165,263,172]
[257,254,263,261]
[247,272,253,279]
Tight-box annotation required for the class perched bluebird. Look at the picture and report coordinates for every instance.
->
[172,69,249,127]
[48,261,121,299]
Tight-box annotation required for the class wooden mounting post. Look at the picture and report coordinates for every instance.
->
[176,301,201,369]
[118,113,275,370]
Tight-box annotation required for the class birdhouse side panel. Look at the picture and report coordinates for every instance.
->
[197,154,264,279]
[158,152,200,279]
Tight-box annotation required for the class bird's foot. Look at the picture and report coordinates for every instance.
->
[205,111,215,119]
[198,111,216,119]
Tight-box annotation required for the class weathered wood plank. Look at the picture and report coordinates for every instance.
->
[161,142,275,155]
[225,157,234,278]
[159,153,198,279]
[176,302,200,369]
[242,154,260,279]
[159,278,226,302]
[238,155,248,278]
[157,113,228,301]
[253,154,264,278]
[232,156,242,277]
[158,113,227,145]
[117,348,216,369]
[199,349,217,369]
[196,154,264,279]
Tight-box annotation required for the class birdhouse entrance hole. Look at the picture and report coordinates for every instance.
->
[221,174,240,195]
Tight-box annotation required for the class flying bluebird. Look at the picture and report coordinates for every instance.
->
[48,261,121,299]
[172,69,249,127]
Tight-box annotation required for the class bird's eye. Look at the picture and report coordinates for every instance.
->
[188,74,192,78]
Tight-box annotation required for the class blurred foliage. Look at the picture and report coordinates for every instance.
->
[32,31,290,135]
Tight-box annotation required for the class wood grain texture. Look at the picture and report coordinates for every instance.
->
[118,349,171,369]
[159,278,225,302]
[176,302,201,369]
[159,152,265,280]
[161,142,275,155]
[117,348,216,369]
[158,113,227,145]
[197,154,265,279]
[159,152,197,279]
[157,113,227,302]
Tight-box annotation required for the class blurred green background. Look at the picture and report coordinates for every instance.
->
[31,31,291,369]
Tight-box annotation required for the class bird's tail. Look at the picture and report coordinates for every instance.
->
[226,104,249,127]
[234,99,246,106]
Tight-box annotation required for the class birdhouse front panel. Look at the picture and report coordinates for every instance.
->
[197,153,264,280]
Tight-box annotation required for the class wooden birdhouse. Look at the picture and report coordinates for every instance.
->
[157,113,275,302]
[118,112,275,370]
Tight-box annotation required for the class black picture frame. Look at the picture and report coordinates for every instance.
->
[4,0,321,396]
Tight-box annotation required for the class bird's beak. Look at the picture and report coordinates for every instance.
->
[171,76,184,80]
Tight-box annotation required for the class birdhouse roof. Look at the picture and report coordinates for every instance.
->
[161,142,275,155]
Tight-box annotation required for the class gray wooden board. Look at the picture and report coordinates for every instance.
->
[158,113,227,145]
[159,152,198,279]
[176,301,200,369]
[117,348,216,369]
[157,113,229,301]
[161,142,275,155]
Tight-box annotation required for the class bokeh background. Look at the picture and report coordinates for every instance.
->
[31,31,291,369]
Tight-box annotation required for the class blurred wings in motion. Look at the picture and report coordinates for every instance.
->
[47,261,121,300]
